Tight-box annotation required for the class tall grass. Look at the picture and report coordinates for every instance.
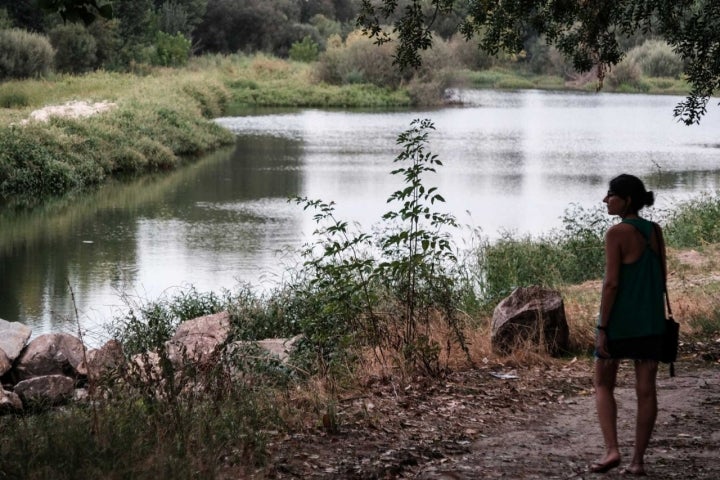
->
[663,192,720,248]
[474,204,611,307]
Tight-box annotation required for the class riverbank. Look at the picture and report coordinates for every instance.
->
[0,53,691,208]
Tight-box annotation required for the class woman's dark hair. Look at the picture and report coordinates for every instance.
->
[609,174,654,213]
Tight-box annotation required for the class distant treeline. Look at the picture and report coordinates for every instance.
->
[0,1,686,87]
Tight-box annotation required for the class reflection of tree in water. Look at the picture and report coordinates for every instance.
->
[0,147,240,330]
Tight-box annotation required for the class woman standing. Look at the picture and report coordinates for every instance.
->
[591,174,667,476]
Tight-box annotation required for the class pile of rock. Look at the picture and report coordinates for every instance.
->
[1,312,301,414]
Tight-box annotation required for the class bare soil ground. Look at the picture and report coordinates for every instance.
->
[246,341,720,480]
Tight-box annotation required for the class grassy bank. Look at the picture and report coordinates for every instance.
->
[460,67,690,94]
[0,54,411,207]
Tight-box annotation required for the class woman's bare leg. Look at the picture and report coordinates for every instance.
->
[626,359,659,475]
[593,358,621,470]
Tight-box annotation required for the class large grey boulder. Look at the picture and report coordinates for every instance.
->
[491,286,569,357]
[14,333,87,381]
[166,311,231,366]
[14,375,75,406]
[0,318,32,361]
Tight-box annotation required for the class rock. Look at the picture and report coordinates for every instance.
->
[0,388,23,413]
[166,311,231,366]
[491,286,569,356]
[0,318,32,361]
[256,335,303,363]
[0,349,11,377]
[14,333,87,381]
[86,339,125,381]
[14,375,75,406]
[129,351,163,383]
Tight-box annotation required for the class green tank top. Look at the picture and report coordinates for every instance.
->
[606,218,666,340]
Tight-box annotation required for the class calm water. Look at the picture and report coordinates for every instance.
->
[2,89,719,344]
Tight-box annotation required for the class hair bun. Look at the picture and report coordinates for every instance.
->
[645,191,655,207]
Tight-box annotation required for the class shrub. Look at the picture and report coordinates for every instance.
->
[49,22,98,74]
[627,39,684,78]
[309,14,342,42]
[476,204,610,305]
[606,56,643,89]
[448,34,495,70]
[663,193,720,248]
[0,89,29,108]
[315,30,404,88]
[292,119,467,376]
[0,28,54,80]
[289,36,319,63]
[152,31,191,67]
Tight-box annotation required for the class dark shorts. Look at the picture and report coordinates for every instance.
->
[596,335,664,361]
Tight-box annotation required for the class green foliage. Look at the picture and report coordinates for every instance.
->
[291,119,466,376]
[194,0,313,57]
[0,8,12,29]
[110,286,229,355]
[663,192,720,248]
[476,204,610,306]
[0,28,55,80]
[627,39,684,78]
[289,36,319,63]
[0,349,277,479]
[37,0,113,24]
[448,33,496,70]
[152,31,191,67]
[606,56,645,90]
[0,71,234,202]
[315,30,405,88]
[309,13,342,41]
[49,22,98,74]
[157,0,190,36]
[0,89,29,108]
[358,0,720,124]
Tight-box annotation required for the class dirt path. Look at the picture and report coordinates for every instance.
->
[250,358,719,480]
[414,366,720,479]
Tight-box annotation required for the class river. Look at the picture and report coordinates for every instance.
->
[1,89,719,344]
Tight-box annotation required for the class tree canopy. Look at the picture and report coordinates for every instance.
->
[358,0,720,124]
[37,0,112,24]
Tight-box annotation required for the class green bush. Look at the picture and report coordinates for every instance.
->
[606,56,643,89]
[49,23,98,74]
[627,39,683,78]
[663,193,720,248]
[0,89,29,108]
[315,30,405,88]
[476,204,609,305]
[110,286,230,356]
[152,31,191,67]
[289,36,319,62]
[0,28,55,80]
[448,33,497,70]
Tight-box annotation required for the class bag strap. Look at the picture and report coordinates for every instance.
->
[651,222,673,318]
[652,222,676,377]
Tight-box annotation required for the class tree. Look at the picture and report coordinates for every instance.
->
[36,0,112,24]
[357,0,720,124]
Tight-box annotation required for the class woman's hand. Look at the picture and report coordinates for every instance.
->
[596,330,610,358]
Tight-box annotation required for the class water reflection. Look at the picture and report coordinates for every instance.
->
[2,89,720,342]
